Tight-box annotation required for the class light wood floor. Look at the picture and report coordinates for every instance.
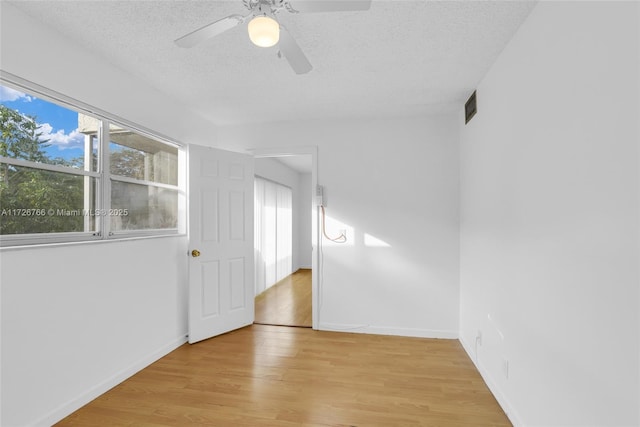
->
[254,269,312,327]
[56,325,511,426]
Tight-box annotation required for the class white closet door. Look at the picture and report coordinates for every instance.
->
[254,177,293,293]
[276,184,293,282]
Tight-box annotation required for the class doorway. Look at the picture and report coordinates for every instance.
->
[250,148,318,329]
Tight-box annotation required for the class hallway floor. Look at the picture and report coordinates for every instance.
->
[254,269,312,327]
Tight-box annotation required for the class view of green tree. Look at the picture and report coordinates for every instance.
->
[0,104,48,162]
[110,146,146,180]
[0,104,89,234]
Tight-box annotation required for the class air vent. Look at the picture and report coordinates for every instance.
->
[465,91,477,124]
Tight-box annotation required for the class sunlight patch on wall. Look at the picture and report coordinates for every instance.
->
[319,209,392,248]
[364,233,390,247]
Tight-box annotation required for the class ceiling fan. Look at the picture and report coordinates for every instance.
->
[174,0,372,75]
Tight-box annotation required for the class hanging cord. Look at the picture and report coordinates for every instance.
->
[320,205,347,243]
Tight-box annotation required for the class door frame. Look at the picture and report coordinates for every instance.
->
[249,146,319,330]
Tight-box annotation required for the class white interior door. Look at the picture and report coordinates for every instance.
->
[188,144,254,344]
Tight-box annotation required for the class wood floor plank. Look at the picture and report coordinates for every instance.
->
[255,269,312,327]
[56,324,511,426]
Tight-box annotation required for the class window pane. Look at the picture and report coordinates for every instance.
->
[0,163,97,235]
[0,85,99,171]
[109,124,178,185]
[110,181,177,231]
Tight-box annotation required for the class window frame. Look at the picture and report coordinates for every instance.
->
[0,73,185,247]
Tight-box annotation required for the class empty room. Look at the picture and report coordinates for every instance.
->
[1,1,639,426]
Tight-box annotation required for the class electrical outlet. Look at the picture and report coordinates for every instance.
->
[476,330,482,346]
[503,358,509,379]
[315,185,324,206]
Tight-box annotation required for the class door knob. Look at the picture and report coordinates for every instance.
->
[191,249,201,257]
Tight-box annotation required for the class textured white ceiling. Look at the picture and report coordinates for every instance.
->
[7,0,536,126]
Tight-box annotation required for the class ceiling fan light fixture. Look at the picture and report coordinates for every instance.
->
[248,15,279,47]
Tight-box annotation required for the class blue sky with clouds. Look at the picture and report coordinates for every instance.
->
[0,84,85,160]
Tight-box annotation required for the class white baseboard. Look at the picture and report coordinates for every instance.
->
[459,336,524,427]
[32,334,188,427]
[319,322,458,339]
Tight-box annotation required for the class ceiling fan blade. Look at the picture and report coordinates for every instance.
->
[286,0,371,13]
[175,14,247,48]
[278,26,313,75]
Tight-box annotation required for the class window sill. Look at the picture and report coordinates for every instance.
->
[0,232,186,251]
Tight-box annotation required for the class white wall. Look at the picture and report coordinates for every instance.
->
[0,3,214,425]
[459,2,639,426]
[0,238,188,427]
[220,115,460,338]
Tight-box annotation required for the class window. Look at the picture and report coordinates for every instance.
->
[108,123,179,233]
[0,81,183,246]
